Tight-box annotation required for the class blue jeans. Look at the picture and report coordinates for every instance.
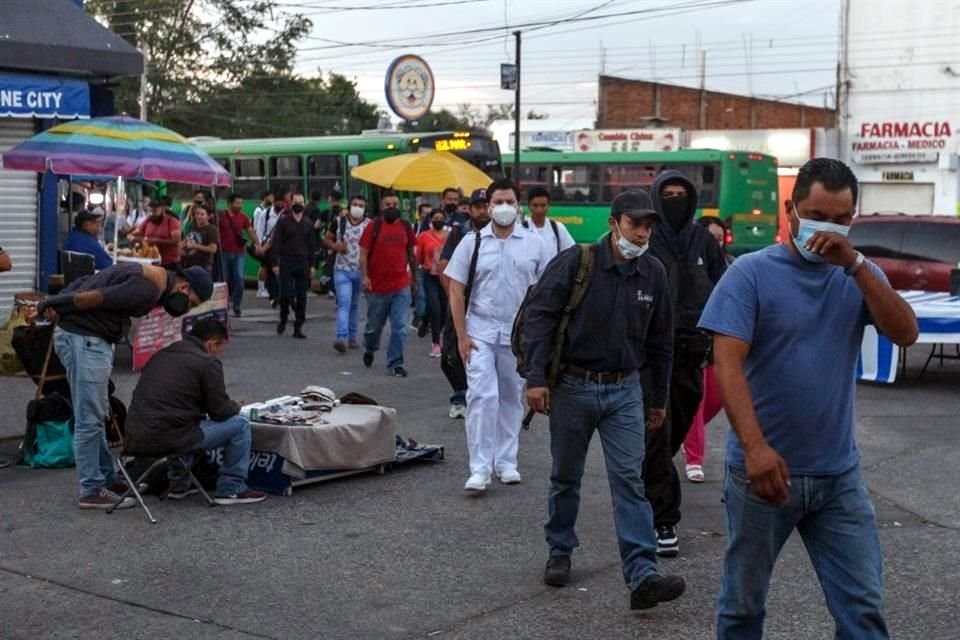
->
[414,268,427,319]
[717,464,888,640]
[334,269,362,341]
[545,372,658,590]
[223,252,246,312]
[364,288,411,369]
[200,415,252,496]
[54,328,115,497]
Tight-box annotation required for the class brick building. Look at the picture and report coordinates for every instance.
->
[597,75,835,130]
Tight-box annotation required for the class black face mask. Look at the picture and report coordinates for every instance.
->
[383,207,400,222]
[163,292,190,317]
[662,195,689,230]
[292,204,305,215]
[431,220,446,231]
[443,203,458,214]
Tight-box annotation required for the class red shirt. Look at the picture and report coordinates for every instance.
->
[416,230,446,273]
[138,215,181,265]
[218,210,252,254]
[359,218,415,294]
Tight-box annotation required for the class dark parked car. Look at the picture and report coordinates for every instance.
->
[848,214,960,292]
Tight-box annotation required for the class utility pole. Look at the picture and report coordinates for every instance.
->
[698,49,707,129]
[139,46,150,120]
[513,30,521,180]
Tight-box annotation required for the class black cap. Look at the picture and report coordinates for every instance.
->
[75,209,104,225]
[181,266,214,302]
[470,188,488,204]
[611,190,660,221]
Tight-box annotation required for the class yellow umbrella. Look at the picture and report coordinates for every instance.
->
[350,150,492,193]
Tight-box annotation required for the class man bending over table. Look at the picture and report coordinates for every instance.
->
[125,318,267,505]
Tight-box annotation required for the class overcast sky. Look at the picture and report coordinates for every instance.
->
[284,0,841,126]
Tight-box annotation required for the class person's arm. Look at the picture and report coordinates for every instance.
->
[643,265,674,429]
[306,221,317,276]
[127,220,146,240]
[520,250,579,414]
[323,229,339,252]
[202,359,240,422]
[92,242,113,270]
[713,334,790,506]
[271,218,285,274]
[359,223,373,291]
[406,224,417,292]
[39,272,162,315]
[244,216,261,250]
[805,231,918,347]
[0,246,11,272]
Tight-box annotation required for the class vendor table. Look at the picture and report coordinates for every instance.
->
[858,291,960,384]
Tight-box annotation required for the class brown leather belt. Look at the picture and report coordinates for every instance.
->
[563,364,630,385]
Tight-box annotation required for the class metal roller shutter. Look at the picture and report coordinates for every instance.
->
[0,119,38,318]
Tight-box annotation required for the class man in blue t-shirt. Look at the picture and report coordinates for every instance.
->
[698,158,918,640]
[63,209,113,271]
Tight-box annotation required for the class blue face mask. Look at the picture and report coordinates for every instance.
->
[791,206,850,263]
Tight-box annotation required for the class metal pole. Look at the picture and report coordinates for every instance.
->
[114,176,125,264]
[513,30,521,180]
[140,47,150,120]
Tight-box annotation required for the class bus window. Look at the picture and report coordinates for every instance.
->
[601,164,658,201]
[551,165,600,203]
[661,164,719,208]
[233,157,267,200]
[214,157,229,172]
[517,165,549,190]
[308,154,344,200]
[346,154,364,199]
[270,155,304,195]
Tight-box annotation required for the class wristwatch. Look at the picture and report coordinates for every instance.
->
[845,251,866,276]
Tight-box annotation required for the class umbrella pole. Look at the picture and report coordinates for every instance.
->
[113,176,125,264]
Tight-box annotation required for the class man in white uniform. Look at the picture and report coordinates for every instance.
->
[445,179,552,494]
[524,186,576,261]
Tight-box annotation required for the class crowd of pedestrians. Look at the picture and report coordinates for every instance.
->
[38,158,920,635]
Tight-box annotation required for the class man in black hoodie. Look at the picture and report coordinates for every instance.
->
[643,169,727,558]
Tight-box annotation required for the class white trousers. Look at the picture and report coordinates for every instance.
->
[465,338,525,476]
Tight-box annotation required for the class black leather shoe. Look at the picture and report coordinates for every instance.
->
[292,329,307,339]
[542,555,571,587]
[276,320,287,335]
[362,351,374,368]
[630,574,686,610]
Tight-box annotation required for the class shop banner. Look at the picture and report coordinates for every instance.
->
[132,283,228,371]
[0,72,90,119]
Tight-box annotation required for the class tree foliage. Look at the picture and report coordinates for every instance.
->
[87,0,379,137]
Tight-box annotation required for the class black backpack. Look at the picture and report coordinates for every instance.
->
[511,244,595,386]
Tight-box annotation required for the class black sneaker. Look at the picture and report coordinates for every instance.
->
[233,308,242,317]
[417,318,430,338]
[292,328,307,339]
[363,351,374,367]
[392,366,408,378]
[656,525,679,558]
[543,555,571,587]
[276,320,287,335]
[630,574,686,610]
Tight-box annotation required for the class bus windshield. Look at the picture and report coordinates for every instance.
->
[413,132,502,178]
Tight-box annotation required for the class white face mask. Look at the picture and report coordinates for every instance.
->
[349,206,365,220]
[791,206,850,263]
[615,221,648,260]
[490,203,518,227]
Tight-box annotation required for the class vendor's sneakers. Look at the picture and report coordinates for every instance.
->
[464,473,490,495]
[448,404,466,419]
[78,487,135,510]
[214,489,267,505]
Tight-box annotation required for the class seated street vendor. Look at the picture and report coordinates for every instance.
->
[125,318,267,505]
[63,208,113,270]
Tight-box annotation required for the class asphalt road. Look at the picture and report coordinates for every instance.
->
[1,295,958,639]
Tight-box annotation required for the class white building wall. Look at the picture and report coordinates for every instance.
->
[841,0,960,215]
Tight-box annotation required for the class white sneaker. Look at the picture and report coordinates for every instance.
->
[256,287,269,299]
[448,404,466,419]
[498,469,522,484]
[464,473,490,494]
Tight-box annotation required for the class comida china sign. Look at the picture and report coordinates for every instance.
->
[851,121,955,165]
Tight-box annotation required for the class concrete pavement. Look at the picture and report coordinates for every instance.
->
[1,295,958,639]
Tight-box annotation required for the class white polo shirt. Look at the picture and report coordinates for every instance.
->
[445,222,551,346]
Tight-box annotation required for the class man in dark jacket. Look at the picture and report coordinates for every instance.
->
[125,319,266,505]
[643,169,727,558]
[34,262,213,510]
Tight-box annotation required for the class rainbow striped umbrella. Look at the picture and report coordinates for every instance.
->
[1,115,230,186]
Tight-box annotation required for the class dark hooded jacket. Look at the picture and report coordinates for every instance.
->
[125,336,238,456]
[648,170,727,337]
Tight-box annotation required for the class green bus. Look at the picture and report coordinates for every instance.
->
[507,149,779,255]
[178,130,503,276]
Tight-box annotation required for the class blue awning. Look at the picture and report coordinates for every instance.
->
[0,72,90,119]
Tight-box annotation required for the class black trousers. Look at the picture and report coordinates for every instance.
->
[279,256,309,327]
[642,357,704,528]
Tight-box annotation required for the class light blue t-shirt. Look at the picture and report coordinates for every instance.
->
[698,243,884,475]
